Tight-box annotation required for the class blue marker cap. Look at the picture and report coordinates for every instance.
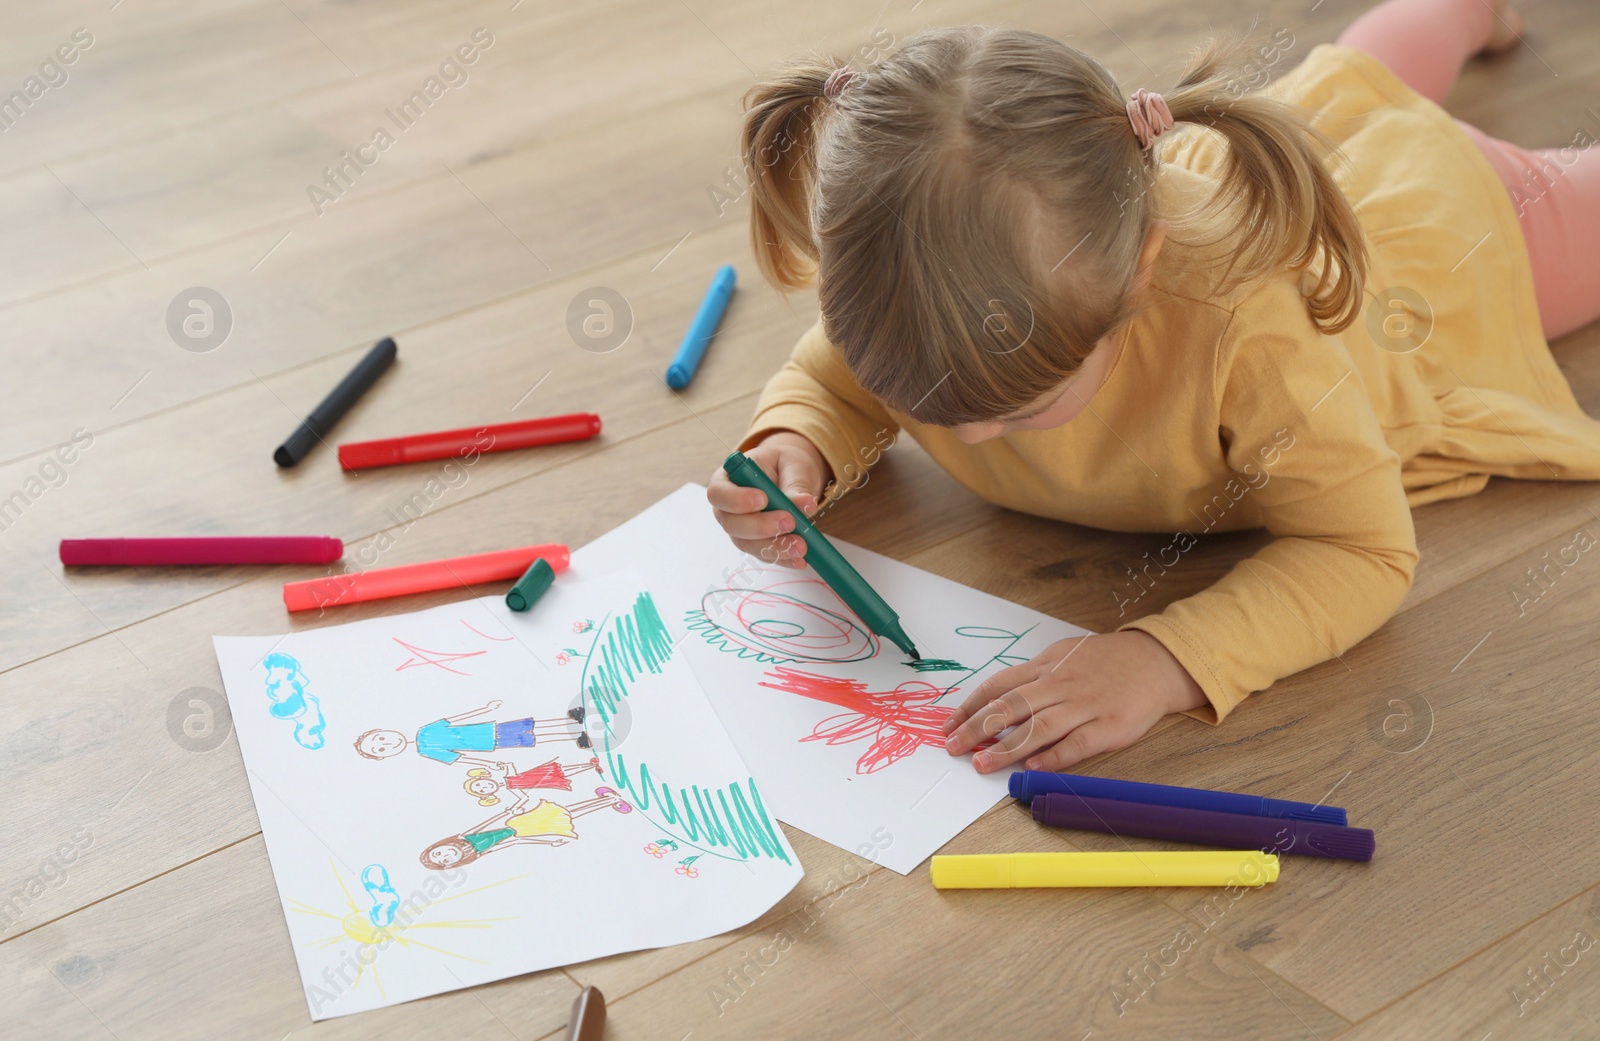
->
[666,264,737,389]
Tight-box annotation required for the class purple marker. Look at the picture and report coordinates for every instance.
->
[1031,792,1375,862]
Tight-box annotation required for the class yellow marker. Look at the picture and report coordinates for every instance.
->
[930,850,1280,889]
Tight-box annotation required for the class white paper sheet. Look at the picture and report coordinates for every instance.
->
[572,484,1091,874]
[213,568,802,1020]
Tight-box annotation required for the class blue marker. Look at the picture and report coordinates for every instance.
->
[1009,770,1348,826]
[666,265,736,389]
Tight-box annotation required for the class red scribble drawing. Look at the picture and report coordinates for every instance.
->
[461,620,514,642]
[757,667,957,774]
[393,638,488,675]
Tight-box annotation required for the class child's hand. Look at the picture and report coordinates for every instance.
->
[942,631,1208,773]
[707,431,832,568]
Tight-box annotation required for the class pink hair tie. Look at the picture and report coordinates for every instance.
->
[823,67,858,102]
[1126,88,1174,150]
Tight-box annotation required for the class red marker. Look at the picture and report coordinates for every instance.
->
[338,413,601,471]
[60,536,343,567]
[283,543,570,612]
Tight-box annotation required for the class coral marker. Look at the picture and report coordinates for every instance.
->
[283,544,569,612]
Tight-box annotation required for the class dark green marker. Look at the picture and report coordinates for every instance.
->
[722,450,920,660]
[505,557,556,612]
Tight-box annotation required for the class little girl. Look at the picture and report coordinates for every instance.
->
[709,2,1600,774]
[420,787,632,870]
[461,757,604,805]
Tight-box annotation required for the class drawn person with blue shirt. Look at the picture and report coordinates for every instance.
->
[353,699,590,769]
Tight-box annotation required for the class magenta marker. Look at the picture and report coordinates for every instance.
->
[60,536,343,566]
[1032,792,1374,861]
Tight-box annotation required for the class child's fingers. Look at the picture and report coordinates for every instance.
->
[1021,722,1116,773]
[713,505,796,543]
[944,686,1038,755]
[969,702,1090,774]
[773,451,826,516]
[706,473,768,514]
[943,662,1039,734]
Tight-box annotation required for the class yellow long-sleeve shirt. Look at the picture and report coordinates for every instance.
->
[737,43,1600,724]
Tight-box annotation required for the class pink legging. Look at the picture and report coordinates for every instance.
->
[1338,0,1600,339]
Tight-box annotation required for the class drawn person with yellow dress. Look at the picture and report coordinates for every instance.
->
[419,786,632,869]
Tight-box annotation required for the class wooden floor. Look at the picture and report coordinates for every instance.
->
[3,1,1599,1037]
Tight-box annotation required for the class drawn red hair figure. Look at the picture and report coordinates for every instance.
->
[757,667,960,774]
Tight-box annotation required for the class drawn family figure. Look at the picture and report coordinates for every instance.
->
[462,758,605,806]
[353,699,591,769]
[420,787,633,870]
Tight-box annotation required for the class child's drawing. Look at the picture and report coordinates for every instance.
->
[288,857,516,1006]
[360,864,401,928]
[908,658,966,672]
[580,590,793,866]
[644,838,680,859]
[353,701,592,768]
[462,758,605,805]
[215,560,803,1016]
[757,667,956,774]
[460,620,514,643]
[392,638,488,675]
[263,652,326,749]
[420,788,633,870]
[675,855,701,879]
[686,569,878,664]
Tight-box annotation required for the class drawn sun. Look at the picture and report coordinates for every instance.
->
[288,859,522,1000]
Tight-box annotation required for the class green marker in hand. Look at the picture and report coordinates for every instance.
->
[722,450,921,661]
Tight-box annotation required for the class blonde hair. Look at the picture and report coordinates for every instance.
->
[464,767,501,806]
[741,26,1368,424]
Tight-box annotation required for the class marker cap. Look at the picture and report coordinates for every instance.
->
[506,557,557,612]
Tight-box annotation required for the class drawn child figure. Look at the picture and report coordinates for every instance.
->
[461,758,605,806]
[713,7,1600,774]
[354,700,591,769]
[420,787,633,870]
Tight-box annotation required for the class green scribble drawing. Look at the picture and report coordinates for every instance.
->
[585,592,672,729]
[602,752,790,865]
[908,658,966,672]
[684,580,878,664]
[579,591,791,866]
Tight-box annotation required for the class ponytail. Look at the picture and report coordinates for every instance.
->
[740,57,837,289]
[1164,32,1369,333]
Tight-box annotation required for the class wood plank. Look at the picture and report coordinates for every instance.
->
[535,797,1348,1041]
[1090,520,1600,1021]
[0,835,582,1040]
[33,1,745,265]
[0,220,804,671]
[1338,882,1600,1039]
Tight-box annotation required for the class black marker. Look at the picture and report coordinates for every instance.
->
[274,337,397,467]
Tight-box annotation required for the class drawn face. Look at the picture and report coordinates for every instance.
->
[467,778,498,797]
[427,844,463,867]
[357,730,406,758]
